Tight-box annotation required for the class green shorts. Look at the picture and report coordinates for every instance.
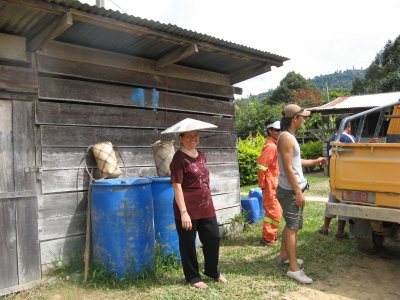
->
[276,186,303,230]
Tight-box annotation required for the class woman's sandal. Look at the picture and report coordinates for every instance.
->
[191,281,208,289]
[215,274,228,283]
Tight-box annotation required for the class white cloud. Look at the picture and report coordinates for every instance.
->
[81,0,400,96]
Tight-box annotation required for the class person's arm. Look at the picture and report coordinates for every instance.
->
[301,157,327,167]
[171,182,192,230]
[278,134,304,207]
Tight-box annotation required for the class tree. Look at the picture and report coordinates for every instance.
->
[235,99,283,138]
[352,34,400,94]
[270,71,324,107]
[351,77,366,95]
[292,88,324,107]
[269,85,291,104]
[325,87,351,103]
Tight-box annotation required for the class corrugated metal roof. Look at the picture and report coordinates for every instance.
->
[45,0,287,61]
[0,0,288,81]
[311,92,400,111]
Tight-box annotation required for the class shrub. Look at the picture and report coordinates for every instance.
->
[300,140,324,172]
[300,140,323,159]
[237,132,265,185]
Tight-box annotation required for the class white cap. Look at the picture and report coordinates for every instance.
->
[161,118,218,134]
[266,120,280,130]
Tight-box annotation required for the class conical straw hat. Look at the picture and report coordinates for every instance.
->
[161,118,217,134]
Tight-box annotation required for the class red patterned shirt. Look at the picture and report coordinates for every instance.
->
[170,150,216,220]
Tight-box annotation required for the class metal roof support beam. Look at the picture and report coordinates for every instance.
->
[28,11,73,52]
[229,63,271,84]
[156,44,198,70]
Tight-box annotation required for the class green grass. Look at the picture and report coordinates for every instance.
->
[304,172,330,197]
[240,183,258,194]
[10,202,363,300]
[241,172,330,198]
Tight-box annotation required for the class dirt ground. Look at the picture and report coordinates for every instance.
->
[285,246,400,300]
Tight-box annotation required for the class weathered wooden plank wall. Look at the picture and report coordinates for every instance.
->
[0,92,40,294]
[35,42,240,271]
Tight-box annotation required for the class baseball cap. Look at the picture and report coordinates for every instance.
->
[283,104,311,118]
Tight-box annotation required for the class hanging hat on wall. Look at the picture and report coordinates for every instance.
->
[161,118,217,134]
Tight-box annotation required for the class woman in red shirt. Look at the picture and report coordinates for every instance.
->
[170,130,227,289]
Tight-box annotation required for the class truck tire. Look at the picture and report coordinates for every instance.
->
[350,219,385,253]
[357,232,384,254]
[372,233,384,252]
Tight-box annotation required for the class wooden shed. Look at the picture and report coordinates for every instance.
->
[0,0,288,295]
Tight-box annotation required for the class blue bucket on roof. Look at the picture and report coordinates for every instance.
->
[249,188,264,220]
[241,197,260,223]
[149,177,180,260]
[91,177,154,278]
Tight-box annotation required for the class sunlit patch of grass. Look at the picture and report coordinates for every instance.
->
[304,172,330,197]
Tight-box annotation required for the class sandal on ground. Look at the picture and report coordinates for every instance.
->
[260,238,276,246]
[286,269,313,284]
[282,258,304,265]
[317,227,328,235]
[191,281,208,289]
[215,274,228,283]
[335,232,349,239]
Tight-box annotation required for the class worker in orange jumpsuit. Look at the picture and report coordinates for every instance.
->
[256,119,282,246]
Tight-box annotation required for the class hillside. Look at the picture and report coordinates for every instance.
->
[309,69,365,91]
[240,69,366,102]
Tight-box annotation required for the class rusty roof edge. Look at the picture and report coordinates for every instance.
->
[42,0,288,63]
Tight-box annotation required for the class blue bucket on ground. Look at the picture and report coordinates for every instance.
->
[149,177,180,260]
[249,188,264,220]
[241,197,260,223]
[91,177,154,278]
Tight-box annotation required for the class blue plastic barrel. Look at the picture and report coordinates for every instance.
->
[241,197,260,223]
[91,177,154,278]
[249,188,264,220]
[149,177,180,260]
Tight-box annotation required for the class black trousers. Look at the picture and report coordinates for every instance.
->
[175,216,221,284]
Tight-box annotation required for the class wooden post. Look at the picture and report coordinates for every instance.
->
[83,170,93,284]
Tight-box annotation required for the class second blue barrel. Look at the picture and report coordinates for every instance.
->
[91,177,155,278]
[149,177,180,260]
[249,188,264,220]
[241,197,260,223]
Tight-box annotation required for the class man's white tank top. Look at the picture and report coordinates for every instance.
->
[277,131,307,191]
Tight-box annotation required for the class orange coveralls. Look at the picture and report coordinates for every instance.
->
[256,137,282,242]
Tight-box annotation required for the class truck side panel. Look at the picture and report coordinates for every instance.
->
[330,143,400,208]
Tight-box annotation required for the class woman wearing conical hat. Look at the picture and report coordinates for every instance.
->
[163,119,227,289]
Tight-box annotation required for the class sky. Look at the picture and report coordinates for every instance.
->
[81,0,400,97]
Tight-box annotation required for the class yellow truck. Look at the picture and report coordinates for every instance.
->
[326,100,400,251]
